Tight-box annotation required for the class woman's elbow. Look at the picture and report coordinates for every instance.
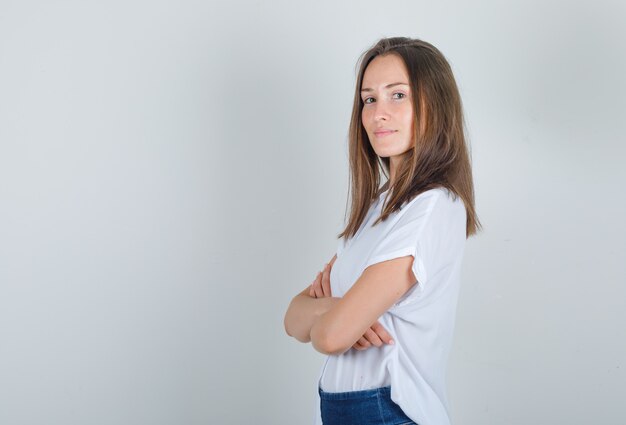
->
[311,326,350,356]
[283,311,310,343]
[283,311,291,335]
[283,312,296,339]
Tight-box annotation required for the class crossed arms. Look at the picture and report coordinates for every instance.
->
[283,253,417,356]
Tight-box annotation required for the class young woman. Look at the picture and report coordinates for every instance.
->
[284,36,481,425]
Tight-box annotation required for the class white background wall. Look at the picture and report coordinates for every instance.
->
[1,1,625,424]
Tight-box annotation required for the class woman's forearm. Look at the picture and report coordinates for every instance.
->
[284,288,339,343]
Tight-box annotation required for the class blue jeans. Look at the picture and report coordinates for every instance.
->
[318,385,418,425]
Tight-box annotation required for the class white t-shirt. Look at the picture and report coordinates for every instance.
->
[313,186,467,425]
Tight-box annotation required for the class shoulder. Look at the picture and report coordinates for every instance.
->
[402,187,464,219]
[415,186,462,204]
[402,187,466,239]
[431,187,466,214]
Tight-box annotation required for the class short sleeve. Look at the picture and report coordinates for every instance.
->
[363,188,466,302]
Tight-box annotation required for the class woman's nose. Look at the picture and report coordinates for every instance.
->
[374,100,390,121]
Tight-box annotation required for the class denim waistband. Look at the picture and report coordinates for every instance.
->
[318,385,392,401]
[318,385,416,425]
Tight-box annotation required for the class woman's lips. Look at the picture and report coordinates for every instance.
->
[374,130,396,137]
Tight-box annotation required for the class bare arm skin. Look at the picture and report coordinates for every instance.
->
[310,255,416,356]
[284,255,340,343]
[284,254,399,353]
[283,286,340,343]
[308,254,395,352]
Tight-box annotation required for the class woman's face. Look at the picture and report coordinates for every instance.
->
[361,54,415,160]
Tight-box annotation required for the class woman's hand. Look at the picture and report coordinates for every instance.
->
[309,254,337,298]
[308,254,395,351]
[351,321,395,350]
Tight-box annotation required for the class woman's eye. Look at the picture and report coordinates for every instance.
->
[363,93,405,104]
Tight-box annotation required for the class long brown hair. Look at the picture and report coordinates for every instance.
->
[337,36,481,241]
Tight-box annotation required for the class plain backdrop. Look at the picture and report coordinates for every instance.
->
[1,1,625,424]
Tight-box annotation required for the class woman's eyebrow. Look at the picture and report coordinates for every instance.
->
[361,82,409,93]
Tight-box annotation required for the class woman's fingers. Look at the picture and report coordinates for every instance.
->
[353,342,366,351]
[363,327,384,347]
[356,336,370,348]
[351,322,395,351]
[309,254,337,298]
[321,263,332,297]
[370,321,395,345]
[311,271,324,298]
[309,271,322,297]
